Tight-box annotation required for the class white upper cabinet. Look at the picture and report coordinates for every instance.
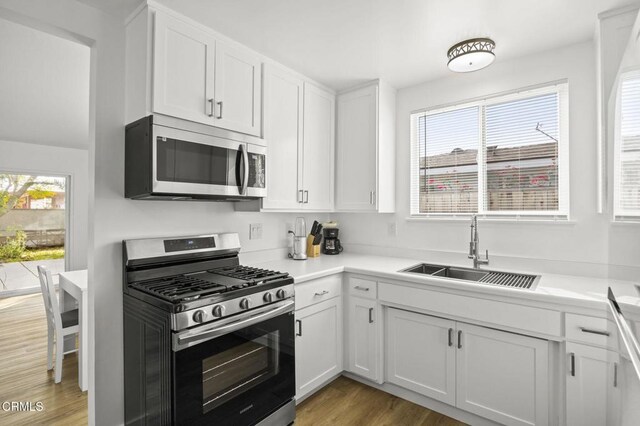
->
[152,12,215,125]
[301,83,335,211]
[336,80,396,212]
[261,64,303,210]
[213,41,262,135]
[148,10,262,136]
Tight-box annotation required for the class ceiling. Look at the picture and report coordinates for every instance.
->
[79,0,638,91]
[0,16,90,149]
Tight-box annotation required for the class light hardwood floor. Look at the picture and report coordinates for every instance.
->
[296,376,467,426]
[0,293,88,425]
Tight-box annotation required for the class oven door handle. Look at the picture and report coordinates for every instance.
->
[173,300,295,351]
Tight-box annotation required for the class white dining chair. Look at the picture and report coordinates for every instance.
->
[37,265,79,383]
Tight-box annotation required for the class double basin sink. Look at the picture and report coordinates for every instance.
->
[399,263,540,290]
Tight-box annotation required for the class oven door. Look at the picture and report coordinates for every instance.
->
[172,301,295,426]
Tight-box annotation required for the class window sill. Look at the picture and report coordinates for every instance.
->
[406,216,576,225]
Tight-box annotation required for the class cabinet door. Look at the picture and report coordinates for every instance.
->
[386,309,456,405]
[153,12,215,125]
[295,298,342,400]
[566,342,619,426]
[301,83,335,211]
[347,297,379,382]
[262,65,303,210]
[336,84,377,211]
[213,41,262,136]
[456,323,549,426]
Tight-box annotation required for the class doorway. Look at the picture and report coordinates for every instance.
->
[0,173,68,297]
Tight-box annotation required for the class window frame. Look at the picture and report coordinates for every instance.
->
[613,70,640,222]
[410,81,570,220]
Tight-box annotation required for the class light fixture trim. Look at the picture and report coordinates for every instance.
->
[447,37,496,73]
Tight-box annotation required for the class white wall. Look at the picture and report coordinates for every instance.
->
[0,140,88,270]
[335,41,624,278]
[0,16,90,150]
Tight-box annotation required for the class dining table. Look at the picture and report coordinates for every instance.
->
[58,269,88,392]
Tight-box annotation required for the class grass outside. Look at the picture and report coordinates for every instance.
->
[0,246,64,263]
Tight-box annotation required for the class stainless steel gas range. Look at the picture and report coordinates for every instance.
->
[122,233,295,426]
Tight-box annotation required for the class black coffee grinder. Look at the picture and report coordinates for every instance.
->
[322,227,343,255]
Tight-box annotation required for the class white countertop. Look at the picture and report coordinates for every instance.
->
[248,253,640,316]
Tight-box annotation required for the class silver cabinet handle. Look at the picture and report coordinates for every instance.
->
[570,352,576,376]
[298,190,304,203]
[354,286,370,291]
[216,101,223,119]
[303,190,309,204]
[457,330,462,349]
[579,327,610,336]
[296,319,302,337]
[614,362,618,387]
[314,290,329,296]
[448,328,453,347]
[372,191,376,205]
[208,98,215,117]
[368,307,374,323]
[369,191,373,204]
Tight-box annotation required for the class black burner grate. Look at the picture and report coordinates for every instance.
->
[208,265,289,284]
[131,275,227,302]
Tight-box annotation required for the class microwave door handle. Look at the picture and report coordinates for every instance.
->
[239,144,249,195]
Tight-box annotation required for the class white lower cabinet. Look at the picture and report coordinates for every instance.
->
[386,308,550,426]
[566,342,620,426]
[386,308,456,405]
[346,296,381,382]
[456,322,549,426]
[295,297,342,400]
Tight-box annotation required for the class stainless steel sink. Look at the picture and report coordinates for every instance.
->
[432,267,488,282]
[399,263,539,290]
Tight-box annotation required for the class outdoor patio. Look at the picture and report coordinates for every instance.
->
[0,258,65,296]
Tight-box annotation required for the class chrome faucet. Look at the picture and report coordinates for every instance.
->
[468,215,489,269]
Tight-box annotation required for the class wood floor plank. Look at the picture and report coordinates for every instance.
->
[0,293,87,425]
[296,376,467,426]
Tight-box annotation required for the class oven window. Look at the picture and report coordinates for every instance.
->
[202,330,279,414]
[156,137,230,185]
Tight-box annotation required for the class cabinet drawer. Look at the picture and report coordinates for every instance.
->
[295,275,342,310]
[347,277,377,299]
[565,313,617,349]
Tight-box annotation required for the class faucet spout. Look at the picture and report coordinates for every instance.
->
[468,215,489,269]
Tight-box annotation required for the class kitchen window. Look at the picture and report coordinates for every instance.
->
[410,82,569,219]
[614,72,640,220]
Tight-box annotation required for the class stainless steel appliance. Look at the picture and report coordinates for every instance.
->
[125,115,267,201]
[321,227,343,255]
[123,233,295,426]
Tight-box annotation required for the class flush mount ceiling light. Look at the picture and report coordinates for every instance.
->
[447,38,496,73]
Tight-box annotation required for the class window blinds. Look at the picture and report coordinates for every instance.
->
[615,75,640,219]
[410,83,569,218]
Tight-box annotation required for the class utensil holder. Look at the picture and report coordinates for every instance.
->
[307,236,320,258]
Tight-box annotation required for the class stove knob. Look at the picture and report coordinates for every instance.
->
[240,298,251,310]
[192,310,206,323]
[263,292,273,303]
[212,305,225,318]
[276,289,288,299]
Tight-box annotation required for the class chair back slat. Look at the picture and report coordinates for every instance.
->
[37,266,62,332]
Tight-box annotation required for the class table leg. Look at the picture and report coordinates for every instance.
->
[79,289,88,392]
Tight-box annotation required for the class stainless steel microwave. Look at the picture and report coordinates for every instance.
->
[125,115,266,201]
